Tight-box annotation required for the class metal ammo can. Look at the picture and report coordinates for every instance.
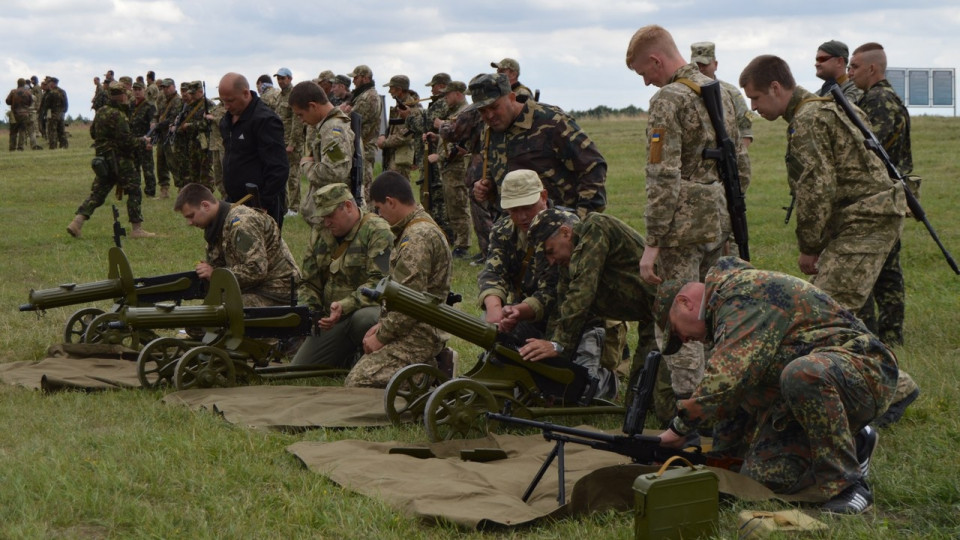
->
[633,455,719,539]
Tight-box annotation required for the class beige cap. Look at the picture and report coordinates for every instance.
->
[500,169,543,209]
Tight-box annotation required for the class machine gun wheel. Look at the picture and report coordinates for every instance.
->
[423,379,498,442]
[83,312,142,349]
[174,346,237,390]
[138,337,192,389]
[384,363,449,426]
[63,307,105,343]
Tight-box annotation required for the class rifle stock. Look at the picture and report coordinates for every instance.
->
[829,85,959,274]
[349,111,364,204]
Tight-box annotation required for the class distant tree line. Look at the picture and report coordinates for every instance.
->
[568,104,646,119]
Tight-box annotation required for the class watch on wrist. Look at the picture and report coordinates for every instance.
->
[550,341,564,354]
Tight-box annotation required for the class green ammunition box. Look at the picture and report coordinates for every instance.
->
[633,456,719,539]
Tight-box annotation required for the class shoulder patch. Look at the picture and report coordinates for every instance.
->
[649,128,665,164]
[399,235,411,250]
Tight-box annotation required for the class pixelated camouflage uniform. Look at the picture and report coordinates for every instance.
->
[293,209,393,367]
[671,257,897,499]
[855,79,912,346]
[783,86,905,310]
[349,82,381,205]
[484,100,607,216]
[644,63,750,401]
[719,80,752,141]
[260,85,282,114]
[128,97,157,196]
[380,93,421,180]
[436,99,473,250]
[76,100,145,224]
[145,82,160,109]
[299,108,355,227]
[205,203,301,307]
[44,86,68,149]
[154,92,182,188]
[28,83,42,145]
[277,84,305,212]
[207,103,227,197]
[345,207,452,387]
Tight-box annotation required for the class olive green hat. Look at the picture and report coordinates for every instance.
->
[315,183,354,217]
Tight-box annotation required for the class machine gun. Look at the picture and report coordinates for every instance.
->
[112,204,126,248]
[829,85,959,274]
[489,351,740,505]
[700,80,749,260]
[349,111,364,204]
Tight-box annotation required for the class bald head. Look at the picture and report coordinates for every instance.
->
[219,72,252,117]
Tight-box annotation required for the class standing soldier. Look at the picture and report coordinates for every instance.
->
[377,75,420,181]
[491,58,533,102]
[204,98,227,197]
[430,81,473,258]
[129,81,157,196]
[37,78,50,140]
[66,82,155,239]
[341,65,382,205]
[27,76,43,149]
[406,73,452,230]
[275,68,305,216]
[44,77,68,149]
[171,82,194,188]
[690,41,754,148]
[5,78,33,151]
[145,71,160,109]
[178,81,215,191]
[152,78,181,198]
[257,74,281,113]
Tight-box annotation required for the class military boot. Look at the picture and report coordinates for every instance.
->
[160,185,170,199]
[129,223,156,238]
[66,215,85,238]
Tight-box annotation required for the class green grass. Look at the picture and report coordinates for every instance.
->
[0,118,958,538]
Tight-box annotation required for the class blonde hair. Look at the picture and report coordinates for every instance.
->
[625,25,678,67]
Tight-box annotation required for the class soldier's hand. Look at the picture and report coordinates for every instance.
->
[473,178,493,202]
[657,428,686,449]
[286,145,294,154]
[519,338,559,362]
[340,104,353,114]
[798,253,819,275]
[639,246,661,285]
[362,324,384,354]
[433,118,444,130]
[195,262,214,280]
[427,153,439,164]
[499,305,521,333]
[318,302,343,330]
[376,135,386,148]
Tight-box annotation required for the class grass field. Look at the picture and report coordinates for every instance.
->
[0,115,958,538]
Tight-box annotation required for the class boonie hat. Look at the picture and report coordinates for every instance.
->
[442,81,466,95]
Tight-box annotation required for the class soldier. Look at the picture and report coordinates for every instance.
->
[292,183,393,367]
[274,67,305,217]
[491,58,533,101]
[174,183,300,308]
[404,72,452,235]
[129,81,157,196]
[37,77,50,139]
[288,81,356,228]
[329,74,351,107]
[521,208,659,401]
[204,98,227,197]
[177,81,215,191]
[44,77,68,149]
[257,74,281,113]
[377,75,420,181]
[340,65,381,206]
[27,76,43,148]
[625,25,750,410]
[469,73,607,219]
[447,102,493,264]
[814,40,863,102]
[66,82,155,239]
[5,78,33,151]
[430,81,473,257]
[152,78,182,198]
[344,171,452,388]
[690,41,754,148]
[171,82,195,188]
[145,71,160,109]
[656,256,895,515]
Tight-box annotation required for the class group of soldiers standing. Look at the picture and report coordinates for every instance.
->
[5,75,69,151]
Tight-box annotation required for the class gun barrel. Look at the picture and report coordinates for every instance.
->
[23,279,125,311]
[120,304,229,329]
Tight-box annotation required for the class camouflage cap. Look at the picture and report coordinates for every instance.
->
[317,70,336,83]
[180,81,190,91]
[348,64,373,78]
[527,208,577,248]
[500,169,543,209]
[132,81,145,90]
[334,74,351,87]
[818,40,849,61]
[442,81,466,95]
[119,76,133,85]
[107,81,126,95]
[158,78,175,87]
[464,73,511,111]
[314,183,354,217]
[654,280,686,356]
[426,72,451,86]
[490,58,520,74]
[383,75,410,90]
[187,80,203,92]
[690,42,716,64]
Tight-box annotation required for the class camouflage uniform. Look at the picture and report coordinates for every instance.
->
[345,207,452,387]
[179,96,215,191]
[128,96,157,196]
[719,80,752,141]
[44,85,68,149]
[485,100,607,216]
[5,84,32,151]
[436,98,472,250]
[259,85,282,113]
[454,108,496,256]
[349,82,381,204]
[855,79,912,346]
[380,95,420,180]
[154,91,182,189]
[75,99,145,224]
[817,75,863,103]
[205,203,301,307]
[293,207,393,367]
[300,108,355,227]
[145,82,160,109]
[29,82,43,145]
[207,103,226,197]
[670,257,897,499]
[277,84,305,213]
[783,86,905,310]
[512,82,534,102]
[406,96,451,230]
[644,63,750,398]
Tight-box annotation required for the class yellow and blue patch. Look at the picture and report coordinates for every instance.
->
[399,235,411,249]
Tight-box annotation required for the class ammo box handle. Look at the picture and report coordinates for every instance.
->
[656,455,698,476]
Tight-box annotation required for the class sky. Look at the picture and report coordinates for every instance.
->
[3,0,958,120]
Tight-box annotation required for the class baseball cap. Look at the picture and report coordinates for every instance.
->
[334,74,351,87]
[426,72,451,86]
[315,183,354,217]
[158,78,175,87]
[348,65,373,78]
[490,58,520,74]
[527,208,577,248]
[690,42,716,64]
[274,67,293,78]
[464,73,511,111]
[500,169,543,209]
[442,81,466,95]
[383,75,410,90]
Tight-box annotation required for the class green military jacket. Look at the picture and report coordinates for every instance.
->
[302,107,355,190]
[857,79,912,174]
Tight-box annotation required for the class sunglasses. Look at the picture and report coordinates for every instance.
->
[815,55,836,63]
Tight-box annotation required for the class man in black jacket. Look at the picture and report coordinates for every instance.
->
[218,72,289,229]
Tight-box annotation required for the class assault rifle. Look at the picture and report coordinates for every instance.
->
[700,81,749,260]
[489,351,738,505]
[829,85,959,274]
[112,204,126,248]
[349,111,364,204]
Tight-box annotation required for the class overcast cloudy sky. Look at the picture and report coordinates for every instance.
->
[3,0,958,119]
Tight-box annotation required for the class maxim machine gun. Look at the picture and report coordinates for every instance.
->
[361,278,623,442]
[20,246,207,346]
[105,268,344,390]
[488,351,741,505]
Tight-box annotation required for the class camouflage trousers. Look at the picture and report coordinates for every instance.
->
[159,142,181,189]
[76,155,144,223]
[174,138,193,188]
[857,239,904,346]
[344,333,444,388]
[240,291,292,308]
[712,348,897,499]
[210,150,224,197]
[46,115,67,149]
[811,216,902,312]
[186,143,214,191]
[291,307,379,367]
[134,144,157,196]
[362,142,376,208]
[441,164,472,250]
[286,147,302,212]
